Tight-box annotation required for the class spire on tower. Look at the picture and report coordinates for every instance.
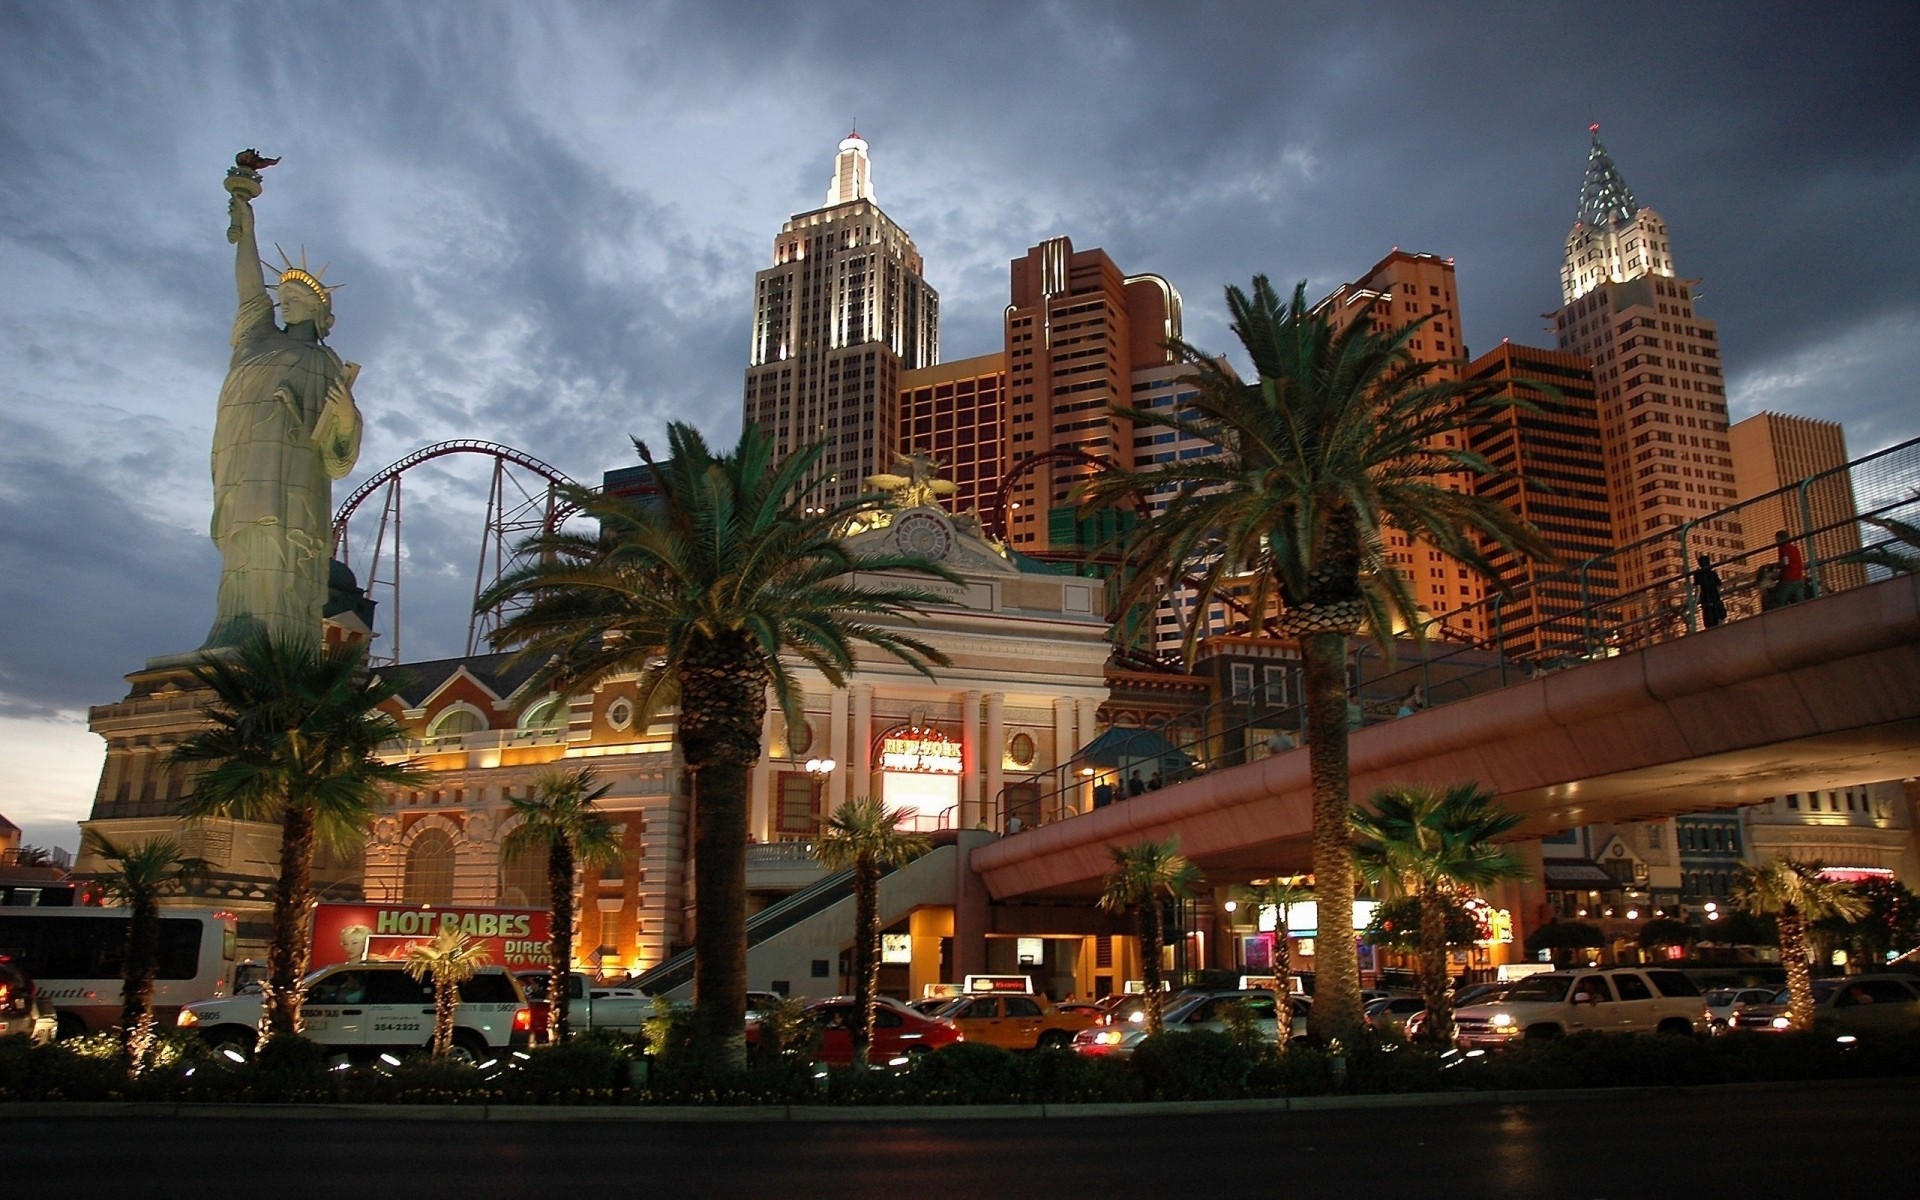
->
[1577,124,1640,230]
[827,129,875,207]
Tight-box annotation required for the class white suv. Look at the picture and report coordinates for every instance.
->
[1454,967,1706,1047]
[179,962,530,1062]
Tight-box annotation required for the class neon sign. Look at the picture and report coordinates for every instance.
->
[879,725,962,774]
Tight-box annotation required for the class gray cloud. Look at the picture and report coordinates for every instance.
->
[2,0,1917,845]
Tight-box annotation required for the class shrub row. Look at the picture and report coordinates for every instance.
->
[5,1027,1918,1107]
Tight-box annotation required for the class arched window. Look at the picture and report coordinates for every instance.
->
[499,841,547,907]
[520,696,564,730]
[403,828,457,906]
[429,707,484,738]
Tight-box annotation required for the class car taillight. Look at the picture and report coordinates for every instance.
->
[513,1005,532,1032]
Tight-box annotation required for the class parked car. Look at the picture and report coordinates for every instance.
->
[1453,967,1706,1047]
[180,962,531,1062]
[747,995,963,1066]
[1702,986,1780,1034]
[515,970,651,1040]
[1365,995,1428,1035]
[1,956,56,1046]
[1072,989,1309,1058]
[927,992,1098,1051]
[1403,987,1512,1042]
[1726,975,1920,1037]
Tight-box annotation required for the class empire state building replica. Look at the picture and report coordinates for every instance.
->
[741,132,940,507]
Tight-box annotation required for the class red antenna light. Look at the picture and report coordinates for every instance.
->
[1589,122,1601,134]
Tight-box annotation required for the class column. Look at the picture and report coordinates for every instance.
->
[983,692,1005,830]
[749,691,778,840]
[851,683,874,799]
[828,686,850,810]
[1075,697,1101,755]
[1053,698,1077,821]
[961,689,983,829]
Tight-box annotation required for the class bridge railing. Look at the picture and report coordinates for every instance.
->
[994,434,1920,834]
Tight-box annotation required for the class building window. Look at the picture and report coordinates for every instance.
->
[1230,663,1255,702]
[499,842,546,907]
[404,829,457,907]
[428,707,483,738]
[776,772,821,839]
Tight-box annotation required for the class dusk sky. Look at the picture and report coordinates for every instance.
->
[3,1,1917,851]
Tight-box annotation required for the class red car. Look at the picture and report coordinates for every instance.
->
[784,996,964,1065]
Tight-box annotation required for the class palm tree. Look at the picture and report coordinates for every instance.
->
[481,422,957,1069]
[403,927,492,1057]
[1098,838,1203,1033]
[816,796,931,1068]
[1836,493,1920,576]
[82,831,204,1071]
[170,633,421,1044]
[1081,278,1550,1040]
[1732,856,1868,1031]
[503,766,621,1045]
[1351,783,1526,1046]
[1243,875,1311,1052]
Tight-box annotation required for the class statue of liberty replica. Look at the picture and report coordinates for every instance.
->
[78,153,371,957]
[201,150,363,649]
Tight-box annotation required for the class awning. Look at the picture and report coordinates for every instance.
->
[1074,726,1194,772]
[1543,861,1618,888]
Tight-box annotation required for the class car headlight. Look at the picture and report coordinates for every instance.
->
[1095,1030,1123,1046]
[1771,1016,1791,1030]
[1489,1013,1515,1030]
[177,1009,199,1027]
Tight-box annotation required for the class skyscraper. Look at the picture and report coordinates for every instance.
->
[899,352,1006,521]
[1551,127,1739,593]
[742,133,939,507]
[1002,237,1180,554]
[1320,250,1491,640]
[1465,341,1617,654]
[1729,411,1866,592]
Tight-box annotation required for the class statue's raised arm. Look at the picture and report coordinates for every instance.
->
[224,151,279,340]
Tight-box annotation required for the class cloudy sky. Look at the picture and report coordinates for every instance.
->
[3,1,1917,851]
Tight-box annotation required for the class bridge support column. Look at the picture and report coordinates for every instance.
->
[950,829,996,983]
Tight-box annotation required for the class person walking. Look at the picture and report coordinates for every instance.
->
[1692,554,1728,627]
[1772,530,1810,608]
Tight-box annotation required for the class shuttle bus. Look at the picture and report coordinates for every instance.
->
[0,907,237,1037]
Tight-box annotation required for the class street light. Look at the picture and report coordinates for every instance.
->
[805,757,836,832]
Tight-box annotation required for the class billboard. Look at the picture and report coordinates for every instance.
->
[310,903,552,972]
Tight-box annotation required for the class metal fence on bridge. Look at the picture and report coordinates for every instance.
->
[995,434,1920,834]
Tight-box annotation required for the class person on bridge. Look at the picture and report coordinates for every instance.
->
[1769,530,1811,609]
[1692,555,1728,627]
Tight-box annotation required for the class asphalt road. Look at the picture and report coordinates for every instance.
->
[11,1081,1918,1198]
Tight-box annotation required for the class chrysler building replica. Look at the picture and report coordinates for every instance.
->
[1552,126,1739,593]
[742,133,940,506]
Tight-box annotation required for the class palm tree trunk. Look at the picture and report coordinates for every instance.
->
[263,802,319,1042]
[121,895,159,1067]
[548,840,574,1045]
[852,855,878,1069]
[1301,631,1362,1042]
[680,635,770,1072]
[1273,917,1292,1054]
[1143,901,1166,1033]
[1416,889,1453,1045]
[1781,910,1816,1031]
[435,976,456,1056]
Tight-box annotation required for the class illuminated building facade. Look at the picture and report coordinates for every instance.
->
[1465,341,1617,656]
[1003,237,1180,554]
[1551,128,1739,594]
[1729,411,1867,593]
[742,133,939,508]
[899,352,1007,521]
[1319,250,1491,640]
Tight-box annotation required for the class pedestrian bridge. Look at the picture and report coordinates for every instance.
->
[971,574,1920,901]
